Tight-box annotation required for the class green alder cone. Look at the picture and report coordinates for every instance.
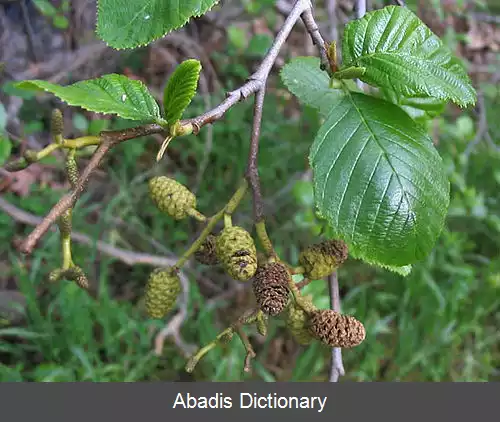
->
[252,262,290,317]
[216,226,257,281]
[144,267,181,319]
[148,176,196,220]
[308,309,365,348]
[299,239,348,280]
[286,298,315,345]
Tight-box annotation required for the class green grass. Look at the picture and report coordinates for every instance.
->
[1,24,500,381]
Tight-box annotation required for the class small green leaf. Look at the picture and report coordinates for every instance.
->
[333,66,366,80]
[97,0,219,49]
[310,92,450,266]
[280,57,345,116]
[16,74,163,123]
[163,59,202,125]
[342,6,476,107]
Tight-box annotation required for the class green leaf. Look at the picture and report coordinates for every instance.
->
[97,0,219,49]
[341,6,476,107]
[280,57,345,116]
[381,87,446,123]
[163,59,202,125]
[16,74,163,123]
[310,92,450,266]
[0,135,12,166]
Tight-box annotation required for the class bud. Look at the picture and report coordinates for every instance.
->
[65,154,79,188]
[252,262,290,316]
[308,309,365,348]
[299,239,348,279]
[216,226,257,281]
[144,267,181,319]
[148,176,196,220]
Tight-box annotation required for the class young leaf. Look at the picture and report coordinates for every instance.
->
[310,92,450,267]
[341,6,476,107]
[163,59,202,126]
[280,57,345,116]
[97,0,219,49]
[16,75,163,123]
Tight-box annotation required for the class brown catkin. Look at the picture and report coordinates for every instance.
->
[299,239,348,280]
[195,234,219,265]
[216,226,257,281]
[308,309,365,348]
[144,268,181,319]
[148,176,196,220]
[252,262,290,316]
[61,266,89,290]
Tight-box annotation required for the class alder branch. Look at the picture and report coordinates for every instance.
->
[328,271,345,382]
[0,196,177,268]
[13,0,328,255]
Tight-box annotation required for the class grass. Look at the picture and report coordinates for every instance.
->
[1,9,500,380]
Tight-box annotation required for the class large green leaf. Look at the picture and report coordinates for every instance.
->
[341,6,476,107]
[310,92,449,266]
[97,0,219,49]
[381,87,446,124]
[16,75,163,123]
[163,59,202,125]
[280,57,345,116]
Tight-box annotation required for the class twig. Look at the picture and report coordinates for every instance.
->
[355,0,367,90]
[18,125,165,254]
[15,0,328,257]
[0,197,177,268]
[328,271,345,382]
[246,87,266,222]
[326,0,339,45]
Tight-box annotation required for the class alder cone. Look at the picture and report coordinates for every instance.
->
[252,262,290,316]
[145,268,181,319]
[299,240,348,279]
[216,226,257,281]
[148,176,196,220]
[308,309,365,348]
[286,299,315,345]
[195,234,219,265]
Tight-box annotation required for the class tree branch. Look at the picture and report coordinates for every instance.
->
[328,271,345,382]
[18,125,165,254]
[246,87,266,222]
[12,0,327,256]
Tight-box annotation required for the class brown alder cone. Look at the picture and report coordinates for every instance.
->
[195,234,219,265]
[252,262,290,316]
[308,309,365,348]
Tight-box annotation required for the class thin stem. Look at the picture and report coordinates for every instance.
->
[223,213,232,228]
[245,87,266,223]
[63,136,101,149]
[236,327,256,373]
[19,124,166,254]
[173,180,248,269]
[328,271,345,382]
[186,208,207,223]
[255,220,274,257]
[288,277,315,313]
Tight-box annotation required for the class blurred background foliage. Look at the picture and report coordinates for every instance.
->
[0,0,499,381]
